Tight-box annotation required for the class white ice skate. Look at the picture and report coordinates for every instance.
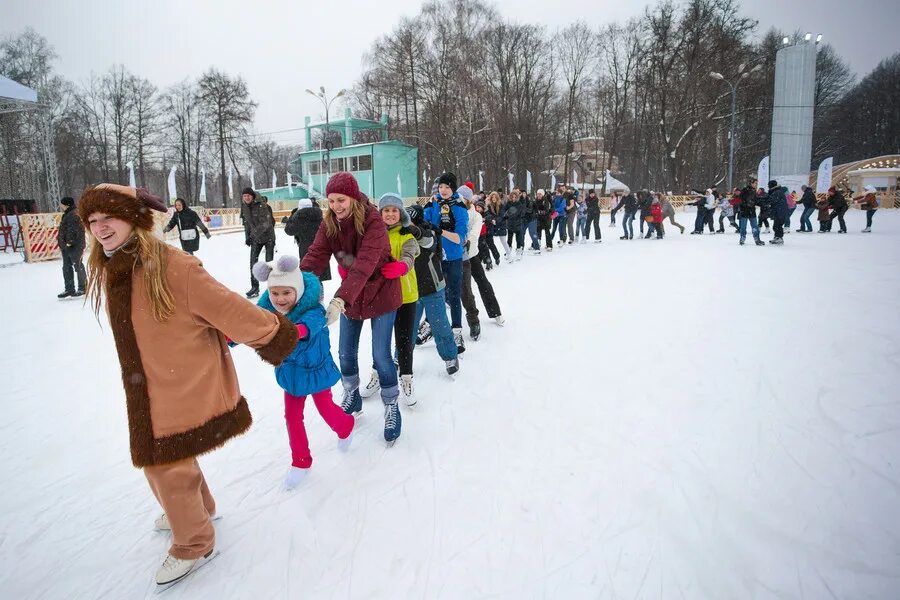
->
[360,371,381,398]
[400,374,415,407]
[493,315,506,327]
[155,548,219,590]
[337,429,354,452]
[154,512,220,532]
[283,466,309,490]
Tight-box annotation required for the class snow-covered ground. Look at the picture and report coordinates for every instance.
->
[2,209,899,599]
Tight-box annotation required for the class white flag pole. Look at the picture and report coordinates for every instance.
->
[526,170,533,194]
[756,156,769,191]
[508,172,514,193]
[272,170,277,190]
[287,172,293,197]
[397,173,402,197]
[199,168,207,203]
[126,161,136,188]
[550,172,557,191]
[815,157,833,194]
[249,167,256,190]
[167,166,177,203]
[227,165,234,203]
[478,170,484,191]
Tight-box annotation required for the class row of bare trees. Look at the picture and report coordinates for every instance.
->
[352,0,893,194]
[0,29,292,210]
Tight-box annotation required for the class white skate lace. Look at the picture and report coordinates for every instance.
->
[384,404,399,429]
[340,390,356,412]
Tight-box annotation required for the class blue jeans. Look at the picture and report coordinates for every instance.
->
[339,311,398,403]
[866,209,877,228]
[554,215,568,242]
[414,289,458,361]
[527,219,539,249]
[738,216,760,240]
[442,259,463,328]
[576,215,587,239]
[622,212,634,238]
[785,207,796,228]
[799,206,814,231]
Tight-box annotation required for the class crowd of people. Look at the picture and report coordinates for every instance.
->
[62,168,884,588]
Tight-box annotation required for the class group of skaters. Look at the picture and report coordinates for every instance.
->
[60,167,886,588]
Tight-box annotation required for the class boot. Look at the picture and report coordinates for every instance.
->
[360,371,381,398]
[453,328,466,354]
[739,237,745,245]
[470,322,481,341]
[493,315,506,327]
[862,227,871,233]
[283,466,309,490]
[515,248,524,260]
[383,401,401,444]
[57,290,73,299]
[400,374,415,407]
[445,358,460,375]
[755,238,765,246]
[245,287,259,299]
[156,549,217,586]
[415,321,432,346]
[340,387,363,416]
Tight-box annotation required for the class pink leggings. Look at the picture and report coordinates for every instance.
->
[284,389,354,468]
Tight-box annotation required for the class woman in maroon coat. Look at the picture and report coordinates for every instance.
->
[300,172,404,444]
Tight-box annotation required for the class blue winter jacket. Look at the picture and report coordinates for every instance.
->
[552,194,567,216]
[257,272,341,397]
[423,194,469,261]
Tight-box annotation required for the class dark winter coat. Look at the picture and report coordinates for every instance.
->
[522,196,535,222]
[757,193,773,220]
[768,186,789,219]
[620,193,638,214]
[586,195,600,215]
[411,223,445,297]
[639,194,652,218]
[257,272,341,397]
[482,209,497,235]
[164,207,209,253]
[488,206,507,236]
[57,205,85,251]
[285,205,331,281]
[300,201,402,321]
[502,199,527,231]
[241,199,276,244]
[829,190,848,211]
[800,188,817,208]
[533,197,553,224]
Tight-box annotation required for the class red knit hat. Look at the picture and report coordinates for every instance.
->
[464,181,475,192]
[325,172,362,201]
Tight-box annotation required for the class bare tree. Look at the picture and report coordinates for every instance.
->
[129,77,159,188]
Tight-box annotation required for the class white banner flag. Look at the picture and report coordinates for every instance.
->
[478,170,484,192]
[249,167,256,190]
[550,172,557,191]
[272,170,277,190]
[526,170,533,194]
[227,165,234,201]
[167,165,177,202]
[423,171,429,196]
[397,173,402,197]
[287,172,293,197]
[199,168,207,203]
[126,161,136,188]
[756,156,769,191]
[816,157,833,194]
[508,172,514,192]
[573,170,579,187]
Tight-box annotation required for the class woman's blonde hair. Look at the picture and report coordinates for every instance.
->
[323,197,367,238]
[86,227,175,322]
[487,191,501,213]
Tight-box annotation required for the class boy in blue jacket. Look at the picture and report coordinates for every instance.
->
[423,172,469,353]
[252,255,354,490]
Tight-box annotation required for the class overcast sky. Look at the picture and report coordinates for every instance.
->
[4,0,898,146]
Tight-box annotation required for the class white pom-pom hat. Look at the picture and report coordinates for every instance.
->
[252,255,304,298]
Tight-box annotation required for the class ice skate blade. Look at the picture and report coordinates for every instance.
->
[155,550,220,594]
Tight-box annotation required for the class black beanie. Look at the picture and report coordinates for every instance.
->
[241,187,257,198]
[768,179,778,190]
[60,197,75,207]
[437,172,457,192]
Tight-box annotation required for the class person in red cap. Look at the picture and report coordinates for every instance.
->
[78,183,297,588]
[299,172,404,445]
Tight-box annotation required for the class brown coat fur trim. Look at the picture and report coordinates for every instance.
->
[152,397,252,465]
[255,312,299,366]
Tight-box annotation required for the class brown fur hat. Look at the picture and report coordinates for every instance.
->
[77,183,168,230]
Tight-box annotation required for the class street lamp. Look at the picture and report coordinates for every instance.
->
[305,87,347,177]
[710,65,761,191]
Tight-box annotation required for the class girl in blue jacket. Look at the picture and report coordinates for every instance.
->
[252,255,355,489]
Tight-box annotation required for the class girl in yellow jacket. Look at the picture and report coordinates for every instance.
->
[360,193,421,406]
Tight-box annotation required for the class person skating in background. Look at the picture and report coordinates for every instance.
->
[564,188,577,244]
[784,189,797,233]
[423,171,469,355]
[533,188,554,252]
[767,180,789,245]
[552,187,568,245]
[252,256,353,490]
[521,190,535,251]
[284,198,331,281]
[827,186,848,233]
[163,198,211,256]
[458,185,504,342]
[735,181,765,246]
[704,189,717,233]
[757,187,773,234]
[797,185,817,232]
[503,188,527,260]
[690,191,707,234]
[78,183,297,588]
[609,191,621,227]
[241,187,276,298]
[650,193,664,239]
[660,194,685,234]
[639,190,655,238]
[715,191,738,233]
[584,188,602,242]
[486,191,509,265]
[300,172,404,444]
[56,196,86,299]
[855,185,879,232]
[358,193,420,407]
[575,192,588,243]
[475,199,494,268]
[407,204,460,376]
[619,191,638,240]
[816,193,832,232]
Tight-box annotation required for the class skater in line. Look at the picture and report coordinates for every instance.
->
[163,198,211,255]
[56,196,86,299]
[704,189,717,233]
[660,194,685,234]
[486,191,509,264]
[459,185,504,342]
[407,203,460,376]
[253,256,353,489]
[78,183,296,588]
[649,193,664,239]
[525,189,542,252]
[619,191,638,239]
[797,185,817,232]
[552,187,568,244]
[736,180,765,246]
[767,180,789,245]
[716,192,738,233]
[584,188,602,242]
[816,193,833,232]
[784,189,797,232]
[827,186,848,233]
[284,197,331,281]
[533,188,554,251]
[575,192,588,243]
[757,187,773,234]
[855,185,879,232]
[564,188,577,244]
[609,191,621,227]
[240,187,276,298]
[690,192,707,234]
[300,172,404,444]
[503,188,527,259]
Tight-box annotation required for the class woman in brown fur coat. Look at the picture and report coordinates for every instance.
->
[78,183,297,588]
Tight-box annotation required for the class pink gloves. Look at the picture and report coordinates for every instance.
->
[337,264,348,279]
[380,262,409,279]
[296,323,309,339]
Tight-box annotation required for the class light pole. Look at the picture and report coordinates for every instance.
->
[305,87,346,177]
[710,64,761,191]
